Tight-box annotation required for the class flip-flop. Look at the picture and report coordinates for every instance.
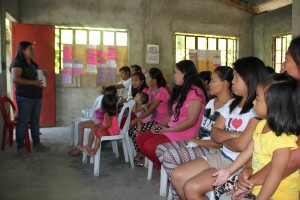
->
[83,146,95,157]
[77,145,85,152]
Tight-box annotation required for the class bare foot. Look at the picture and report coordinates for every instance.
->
[68,147,81,156]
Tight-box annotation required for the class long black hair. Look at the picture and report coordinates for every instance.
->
[230,57,269,114]
[10,41,37,69]
[260,73,300,136]
[131,72,148,98]
[148,68,167,88]
[214,66,234,92]
[101,94,118,116]
[169,60,208,122]
[198,71,212,84]
[288,35,300,70]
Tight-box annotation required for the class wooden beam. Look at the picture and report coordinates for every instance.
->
[220,0,265,14]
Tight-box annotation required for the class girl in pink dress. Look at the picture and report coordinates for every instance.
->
[82,95,120,157]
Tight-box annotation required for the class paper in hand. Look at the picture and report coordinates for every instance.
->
[37,69,47,87]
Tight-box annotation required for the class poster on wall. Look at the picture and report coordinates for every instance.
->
[189,49,221,72]
[62,62,73,84]
[146,44,159,64]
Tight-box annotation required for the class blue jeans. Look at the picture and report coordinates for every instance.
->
[16,96,42,149]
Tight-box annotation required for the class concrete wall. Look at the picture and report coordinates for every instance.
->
[253,5,292,66]
[2,0,254,126]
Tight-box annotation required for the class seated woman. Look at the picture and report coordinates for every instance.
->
[155,66,233,199]
[136,60,208,170]
[129,68,170,165]
[171,57,269,200]
[68,86,117,156]
[234,35,300,200]
[127,71,148,101]
[119,72,149,128]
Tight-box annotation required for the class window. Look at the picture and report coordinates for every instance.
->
[272,34,292,73]
[55,27,128,73]
[175,33,238,67]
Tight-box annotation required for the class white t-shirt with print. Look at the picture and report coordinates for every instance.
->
[117,78,132,99]
[198,98,233,139]
[220,102,257,161]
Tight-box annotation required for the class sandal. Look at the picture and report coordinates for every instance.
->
[137,157,145,167]
[83,146,95,157]
[134,152,144,161]
[77,145,85,152]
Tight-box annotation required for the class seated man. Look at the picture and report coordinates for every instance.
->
[130,64,142,74]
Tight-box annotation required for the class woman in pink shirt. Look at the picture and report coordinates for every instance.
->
[129,68,170,165]
[136,60,208,169]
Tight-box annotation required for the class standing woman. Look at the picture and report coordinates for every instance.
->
[136,60,208,170]
[10,41,48,152]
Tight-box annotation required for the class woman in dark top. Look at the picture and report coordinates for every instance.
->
[10,41,48,152]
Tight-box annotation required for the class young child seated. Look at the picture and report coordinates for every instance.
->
[132,92,151,135]
[68,86,117,156]
[81,94,120,157]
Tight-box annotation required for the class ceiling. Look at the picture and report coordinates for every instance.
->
[221,0,292,14]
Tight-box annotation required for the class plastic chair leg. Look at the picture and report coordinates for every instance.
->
[94,145,102,176]
[82,128,90,163]
[147,159,153,180]
[112,141,119,158]
[160,166,168,196]
[167,185,172,200]
[121,139,129,163]
[125,135,134,168]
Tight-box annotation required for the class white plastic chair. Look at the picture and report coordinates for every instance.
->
[166,185,215,200]
[83,100,135,176]
[70,95,103,146]
[145,158,168,196]
[146,157,215,200]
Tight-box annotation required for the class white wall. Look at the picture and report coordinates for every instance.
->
[253,5,292,66]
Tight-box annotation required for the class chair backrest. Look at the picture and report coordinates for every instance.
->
[0,96,17,124]
[118,100,135,127]
[119,100,135,135]
[90,95,103,113]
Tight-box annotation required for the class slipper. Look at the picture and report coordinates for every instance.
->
[77,145,85,152]
[83,146,95,157]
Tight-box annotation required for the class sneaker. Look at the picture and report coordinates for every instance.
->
[33,143,49,152]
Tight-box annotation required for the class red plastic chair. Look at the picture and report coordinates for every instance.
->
[0,96,31,152]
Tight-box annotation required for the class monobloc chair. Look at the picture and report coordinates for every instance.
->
[146,158,215,200]
[0,96,31,152]
[71,95,103,146]
[83,100,135,176]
